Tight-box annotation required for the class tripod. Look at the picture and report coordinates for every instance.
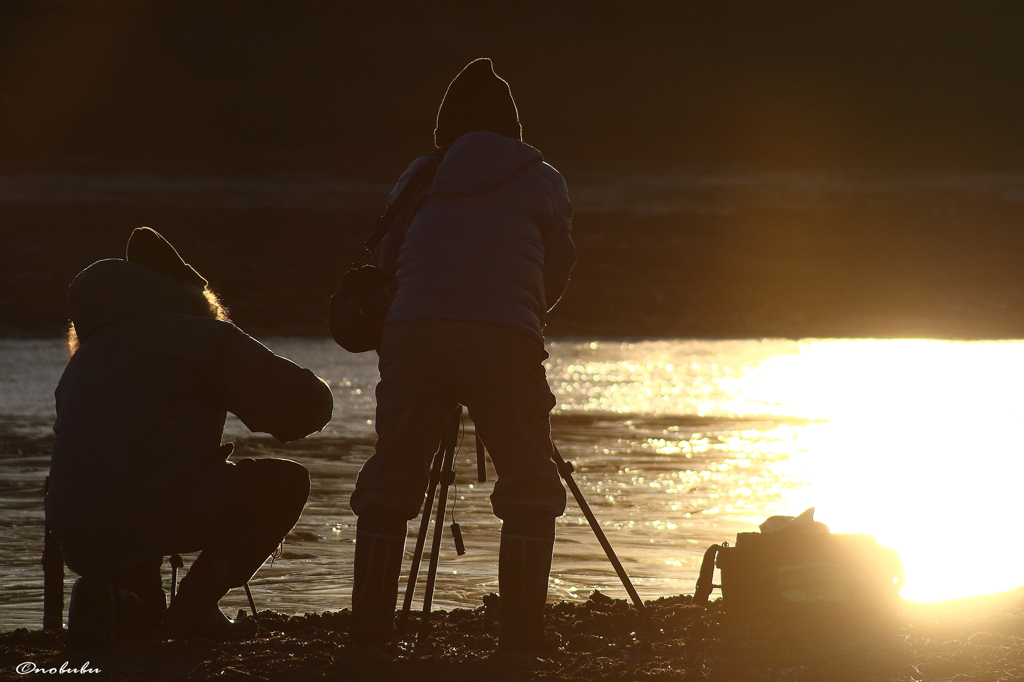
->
[397,405,646,641]
[397,404,463,637]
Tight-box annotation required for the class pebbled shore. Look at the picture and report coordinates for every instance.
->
[2,589,1023,681]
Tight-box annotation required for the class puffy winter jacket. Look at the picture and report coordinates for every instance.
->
[46,259,333,574]
[379,131,575,345]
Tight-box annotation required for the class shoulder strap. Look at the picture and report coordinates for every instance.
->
[693,543,723,605]
[352,146,449,268]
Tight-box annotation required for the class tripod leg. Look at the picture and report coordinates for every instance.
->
[418,406,462,639]
[170,554,184,605]
[42,523,64,630]
[552,443,646,612]
[476,431,487,483]
[42,477,65,630]
[397,440,445,632]
[244,583,261,631]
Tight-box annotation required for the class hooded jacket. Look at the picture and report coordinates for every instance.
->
[46,259,333,575]
[379,131,575,345]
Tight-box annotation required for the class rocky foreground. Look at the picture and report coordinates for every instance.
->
[2,589,1023,682]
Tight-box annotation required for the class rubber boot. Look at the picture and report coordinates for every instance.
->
[498,512,557,654]
[66,575,116,649]
[113,558,167,637]
[349,513,407,645]
[166,552,257,640]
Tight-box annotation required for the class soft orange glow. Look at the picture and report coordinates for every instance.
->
[728,340,1024,601]
[546,339,1024,603]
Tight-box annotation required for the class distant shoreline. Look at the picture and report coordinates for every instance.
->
[1,171,1021,342]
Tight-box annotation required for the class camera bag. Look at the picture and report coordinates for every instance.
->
[329,146,448,352]
[694,511,904,619]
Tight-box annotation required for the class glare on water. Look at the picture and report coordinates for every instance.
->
[1,337,1022,630]
[551,338,1024,602]
[731,340,1024,601]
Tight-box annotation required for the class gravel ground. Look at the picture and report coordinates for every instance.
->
[3,589,1023,682]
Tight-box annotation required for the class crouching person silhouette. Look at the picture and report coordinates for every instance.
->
[348,59,575,653]
[45,227,334,648]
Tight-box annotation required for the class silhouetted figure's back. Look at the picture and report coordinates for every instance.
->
[347,58,575,653]
[47,228,333,647]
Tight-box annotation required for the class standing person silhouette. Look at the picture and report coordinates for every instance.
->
[349,58,576,653]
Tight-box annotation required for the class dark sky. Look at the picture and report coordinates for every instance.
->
[1,1,1022,177]
[1,1,1021,339]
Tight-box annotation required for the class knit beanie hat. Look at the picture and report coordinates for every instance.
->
[125,227,207,288]
[434,58,521,148]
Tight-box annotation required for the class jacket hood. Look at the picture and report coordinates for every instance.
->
[68,259,195,342]
[430,132,542,197]
[433,58,521,148]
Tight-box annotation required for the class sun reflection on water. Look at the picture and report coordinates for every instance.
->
[547,339,1024,603]
[2,337,1022,629]
[723,340,1024,601]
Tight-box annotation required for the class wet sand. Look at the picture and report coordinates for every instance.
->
[2,589,1023,681]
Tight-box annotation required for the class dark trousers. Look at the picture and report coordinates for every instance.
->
[350,319,566,521]
[180,457,310,594]
[69,457,309,626]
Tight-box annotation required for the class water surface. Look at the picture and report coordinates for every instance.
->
[2,337,1022,632]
